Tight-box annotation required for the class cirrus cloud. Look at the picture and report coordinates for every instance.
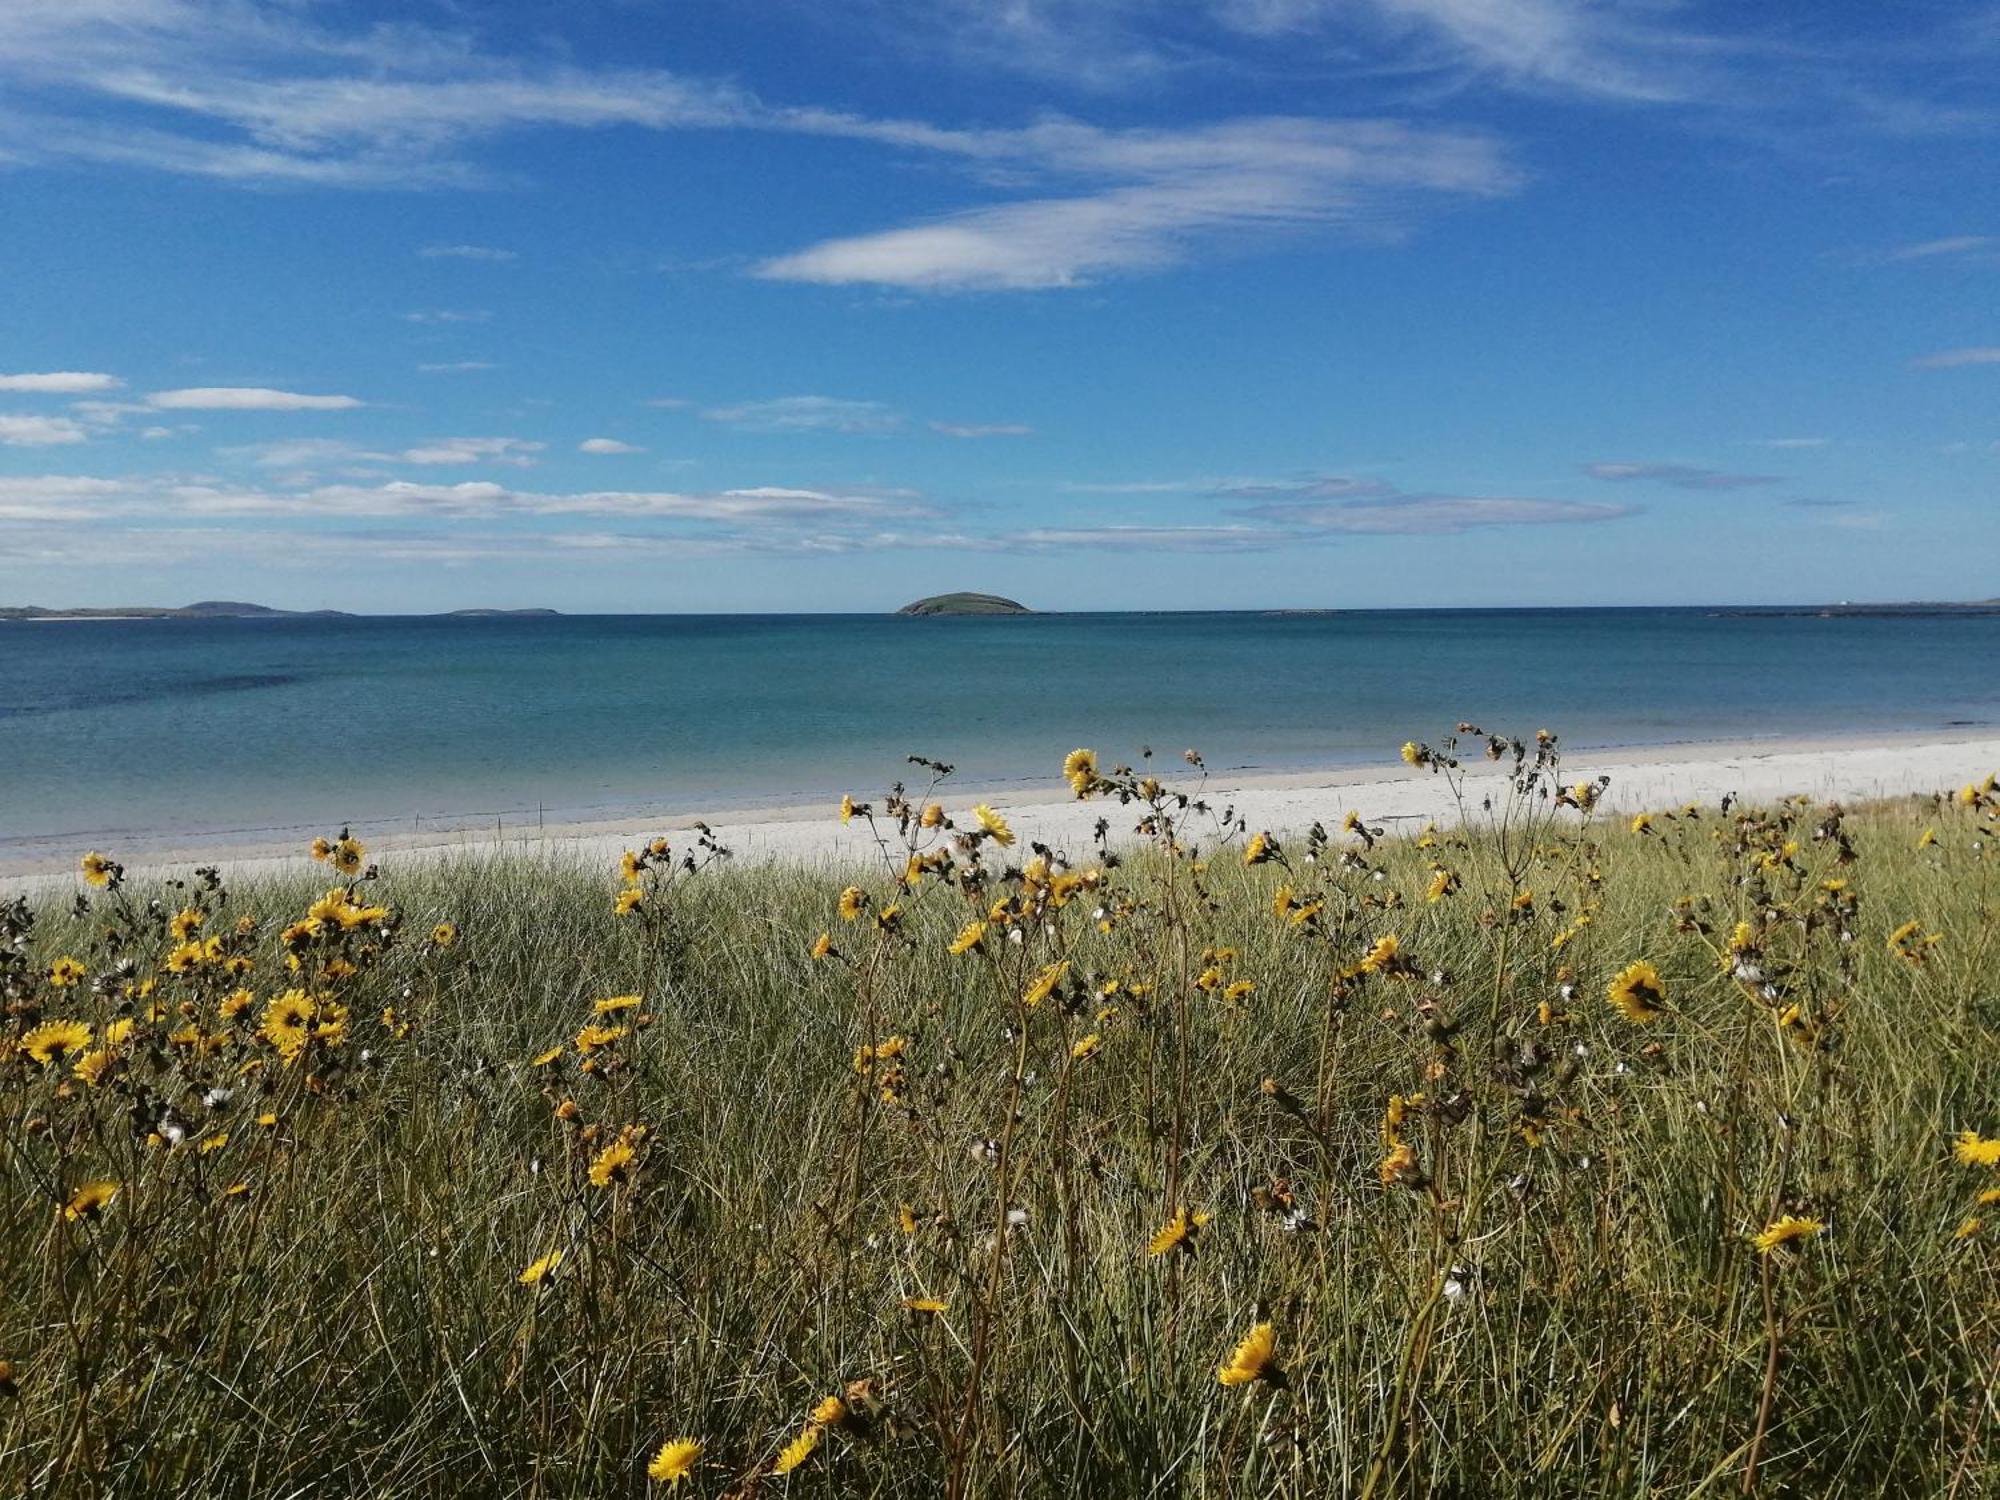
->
[147,387,364,412]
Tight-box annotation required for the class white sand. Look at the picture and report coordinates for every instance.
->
[4,729,1994,893]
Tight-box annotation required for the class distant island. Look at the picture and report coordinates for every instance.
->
[897,592,1033,616]
[0,601,561,621]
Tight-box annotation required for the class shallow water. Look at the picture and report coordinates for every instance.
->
[2,608,1995,846]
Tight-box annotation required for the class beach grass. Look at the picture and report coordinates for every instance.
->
[2,732,1996,1497]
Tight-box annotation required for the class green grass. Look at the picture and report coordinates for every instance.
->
[2,739,1996,1498]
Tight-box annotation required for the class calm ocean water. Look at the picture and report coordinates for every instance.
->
[2,609,1996,849]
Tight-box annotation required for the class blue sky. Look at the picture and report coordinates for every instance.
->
[1,0,1995,612]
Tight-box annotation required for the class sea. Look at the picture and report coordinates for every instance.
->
[2,608,1995,854]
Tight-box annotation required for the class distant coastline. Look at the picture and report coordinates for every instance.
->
[0,600,562,621]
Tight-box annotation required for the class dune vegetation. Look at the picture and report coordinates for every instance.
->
[2,728,1996,1498]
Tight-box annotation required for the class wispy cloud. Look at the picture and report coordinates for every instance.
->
[1583,461,1779,491]
[929,420,1034,438]
[1242,492,1631,534]
[702,396,904,434]
[419,243,517,262]
[416,360,497,374]
[0,370,122,393]
[402,309,491,325]
[398,437,544,466]
[579,437,645,454]
[1753,436,1829,449]
[148,387,363,411]
[1879,234,1996,263]
[1909,346,2000,370]
[756,117,1515,291]
[0,413,89,446]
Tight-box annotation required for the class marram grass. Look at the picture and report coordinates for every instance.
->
[3,730,1997,1498]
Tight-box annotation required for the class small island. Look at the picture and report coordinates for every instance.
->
[896,592,1034,617]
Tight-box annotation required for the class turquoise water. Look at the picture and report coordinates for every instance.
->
[2,609,1995,850]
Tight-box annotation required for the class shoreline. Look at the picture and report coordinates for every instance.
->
[3,726,1995,889]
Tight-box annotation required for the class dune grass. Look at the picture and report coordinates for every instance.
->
[2,731,1996,1498]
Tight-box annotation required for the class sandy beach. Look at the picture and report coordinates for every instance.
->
[6,728,1994,891]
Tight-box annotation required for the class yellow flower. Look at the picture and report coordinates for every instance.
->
[330,836,365,876]
[620,849,643,883]
[614,886,645,916]
[1629,812,1654,835]
[902,1296,948,1314]
[310,837,333,861]
[648,1437,701,1484]
[1917,828,1938,849]
[839,794,856,824]
[837,886,866,922]
[1063,747,1098,796]
[72,1048,114,1086]
[920,802,946,828]
[47,956,87,988]
[1147,1206,1211,1257]
[1607,960,1668,1023]
[575,1023,628,1053]
[1953,1130,2000,1168]
[1216,1322,1277,1387]
[594,994,642,1014]
[431,922,458,947]
[21,1019,92,1066]
[1357,933,1401,975]
[1223,979,1255,1002]
[1751,1214,1825,1255]
[169,907,205,941]
[808,1395,848,1428]
[531,1045,564,1067]
[518,1249,565,1286]
[1953,1217,1982,1240]
[1379,1141,1422,1187]
[1070,1032,1101,1061]
[772,1423,821,1474]
[1424,869,1454,903]
[61,1180,119,1222]
[973,803,1015,848]
[260,991,316,1061]
[810,931,834,960]
[1400,740,1423,766]
[1022,959,1069,1007]
[588,1137,637,1187]
[1887,920,1939,963]
[80,850,117,887]
[948,920,987,956]
[1243,831,1275,866]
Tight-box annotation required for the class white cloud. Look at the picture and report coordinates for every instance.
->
[579,437,645,454]
[416,360,497,373]
[0,371,122,393]
[0,473,130,519]
[419,244,517,262]
[0,413,89,445]
[1881,235,1995,262]
[702,396,904,434]
[757,117,1514,291]
[1583,461,1779,490]
[1910,346,2000,370]
[402,309,491,324]
[1754,437,1829,449]
[148,387,363,411]
[930,421,1034,438]
[1243,494,1632,533]
[643,396,692,409]
[398,437,545,466]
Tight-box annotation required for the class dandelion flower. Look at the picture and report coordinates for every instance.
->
[1379,1141,1423,1187]
[1607,960,1668,1023]
[948,920,987,956]
[1070,1032,1101,1061]
[614,886,645,916]
[47,956,87,988]
[810,931,834,961]
[594,994,642,1014]
[837,886,866,922]
[1243,831,1276,866]
[21,1020,92,1067]
[330,836,365,876]
[518,1249,565,1286]
[260,992,315,1061]
[575,1023,628,1054]
[432,922,458,946]
[902,1296,948,1314]
[80,850,116,888]
[649,1438,701,1485]
[62,1180,119,1222]
[1216,1322,1277,1387]
[772,1423,821,1474]
[1147,1206,1211,1257]
[1629,813,1654,835]
[839,794,856,824]
[809,1395,848,1428]
[1357,933,1401,975]
[1953,1130,2000,1168]
[588,1137,637,1187]
[973,804,1015,848]
[1022,959,1069,1007]
[1064,747,1098,797]
[1400,741,1423,767]
[1751,1214,1825,1255]
[531,1045,564,1067]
